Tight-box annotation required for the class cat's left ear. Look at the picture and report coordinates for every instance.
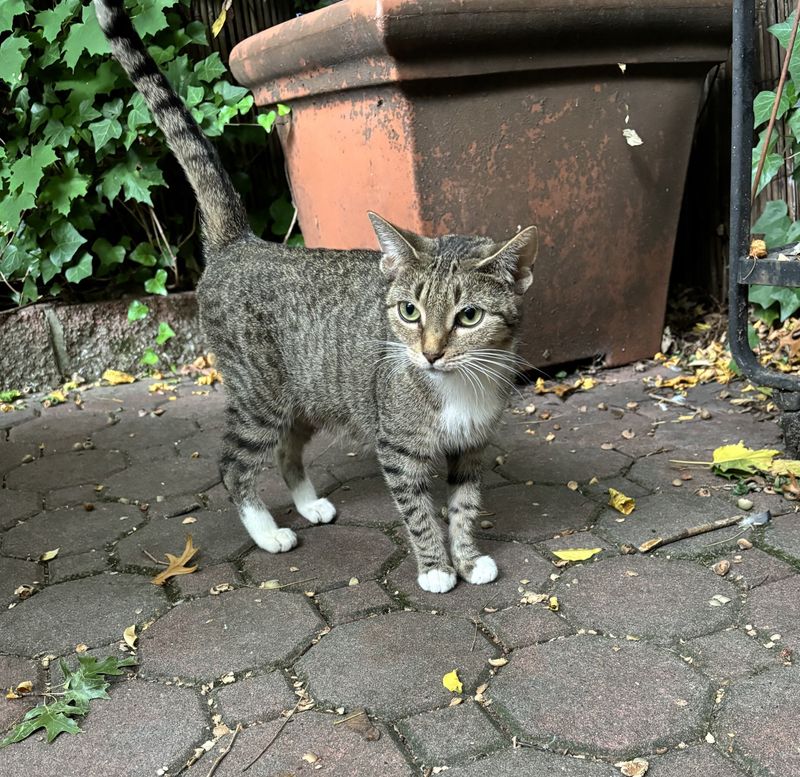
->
[476,226,539,294]
[368,212,434,279]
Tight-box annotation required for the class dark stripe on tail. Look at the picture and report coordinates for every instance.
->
[94,0,251,250]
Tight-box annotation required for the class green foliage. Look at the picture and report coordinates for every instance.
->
[750,13,800,323]
[0,655,136,749]
[0,0,283,310]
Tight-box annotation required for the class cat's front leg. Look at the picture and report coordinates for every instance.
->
[377,438,456,593]
[446,448,498,585]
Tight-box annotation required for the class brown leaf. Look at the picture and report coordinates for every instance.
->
[150,535,200,586]
[337,709,381,740]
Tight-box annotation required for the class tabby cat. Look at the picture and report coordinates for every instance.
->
[96,0,537,593]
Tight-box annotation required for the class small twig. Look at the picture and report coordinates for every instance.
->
[149,205,179,284]
[332,709,366,726]
[704,526,749,547]
[242,699,301,772]
[470,619,479,652]
[206,723,241,777]
[668,459,712,467]
[638,515,742,553]
[142,548,169,566]
[282,206,298,245]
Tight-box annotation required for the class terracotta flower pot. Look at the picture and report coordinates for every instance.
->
[230,0,730,368]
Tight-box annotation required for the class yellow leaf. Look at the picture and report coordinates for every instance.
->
[771,459,800,476]
[551,548,602,562]
[40,548,60,562]
[711,442,779,475]
[102,369,135,385]
[123,625,137,649]
[608,488,635,515]
[149,382,176,393]
[45,390,67,405]
[548,596,559,611]
[150,535,200,586]
[14,681,33,695]
[442,670,463,694]
[211,1,230,37]
[196,369,222,386]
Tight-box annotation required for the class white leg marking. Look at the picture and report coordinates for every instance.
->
[292,478,336,525]
[418,568,457,593]
[468,555,498,585]
[240,502,297,553]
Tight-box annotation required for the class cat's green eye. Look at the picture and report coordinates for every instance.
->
[398,301,421,323]
[456,306,484,327]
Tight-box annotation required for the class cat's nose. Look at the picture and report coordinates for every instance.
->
[423,350,444,364]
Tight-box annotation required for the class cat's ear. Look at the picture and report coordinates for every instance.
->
[476,226,538,294]
[368,212,432,278]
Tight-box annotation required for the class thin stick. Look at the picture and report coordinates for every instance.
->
[638,515,742,553]
[242,699,301,772]
[282,206,298,244]
[206,724,241,777]
[142,549,168,566]
[668,459,712,467]
[149,205,179,284]
[332,709,366,726]
[751,0,800,202]
[470,619,479,652]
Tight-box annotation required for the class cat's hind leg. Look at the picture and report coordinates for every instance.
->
[276,420,336,525]
[220,402,297,553]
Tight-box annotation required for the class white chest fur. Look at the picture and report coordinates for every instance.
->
[432,371,506,449]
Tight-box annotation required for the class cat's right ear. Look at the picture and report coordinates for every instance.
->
[368,212,427,279]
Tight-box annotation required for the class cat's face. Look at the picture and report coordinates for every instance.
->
[369,213,537,378]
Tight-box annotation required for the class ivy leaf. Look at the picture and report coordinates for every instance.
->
[102,155,165,205]
[64,252,93,283]
[257,111,277,133]
[186,85,205,107]
[56,60,119,100]
[127,92,151,130]
[0,192,35,230]
[89,117,123,152]
[128,300,149,321]
[30,103,50,134]
[277,103,291,116]
[749,285,800,322]
[0,34,31,88]
[62,3,107,70]
[0,702,82,748]
[769,12,800,84]
[140,348,159,365]
[43,119,74,148]
[35,0,81,43]
[753,90,790,128]
[752,152,784,196]
[93,238,125,273]
[0,0,25,34]
[194,52,227,82]
[214,81,248,103]
[752,200,791,247]
[50,221,87,269]
[145,268,168,296]
[9,142,58,197]
[185,20,208,46]
[156,321,175,345]
[102,98,124,121]
[40,167,91,217]
[130,243,157,266]
[132,0,181,38]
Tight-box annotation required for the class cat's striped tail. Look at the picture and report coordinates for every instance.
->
[94,0,251,249]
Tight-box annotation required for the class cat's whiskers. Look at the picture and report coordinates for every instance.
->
[463,357,521,397]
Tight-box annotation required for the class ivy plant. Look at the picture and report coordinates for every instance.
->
[750,11,800,323]
[0,0,265,310]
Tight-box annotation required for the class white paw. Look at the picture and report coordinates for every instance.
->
[468,555,498,585]
[255,527,298,554]
[418,567,457,593]
[298,497,337,525]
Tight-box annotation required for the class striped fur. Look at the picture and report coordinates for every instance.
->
[95,0,539,593]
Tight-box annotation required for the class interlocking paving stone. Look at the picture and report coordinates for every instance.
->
[139,588,323,680]
[713,666,800,776]
[91,414,200,453]
[244,525,398,593]
[653,411,783,450]
[762,512,800,562]
[9,409,113,446]
[296,611,493,718]
[682,628,781,681]
[490,636,713,757]
[116,505,251,569]
[741,575,800,649]
[103,455,220,502]
[719,546,796,589]
[476,483,597,542]
[594,491,743,557]
[329,476,401,526]
[42,483,110,510]
[498,442,630,484]
[173,561,240,598]
[0,655,40,734]
[482,605,573,649]
[387,540,552,616]
[0,405,39,431]
[313,444,382,483]
[5,449,127,491]
[257,464,340,512]
[647,745,750,777]
[626,451,713,492]
[555,556,737,640]
[0,441,38,476]
[444,748,619,776]
[317,580,398,625]
[47,550,109,583]
[213,670,296,724]
[185,710,412,777]
[580,477,652,505]
[0,492,40,535]
[2,501,144,558]
[397,700,506,765]
[0,679,207,777]
[0,573,166,655]
[0,556,42,607]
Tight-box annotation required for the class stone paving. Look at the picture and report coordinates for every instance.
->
[0,365,799,776]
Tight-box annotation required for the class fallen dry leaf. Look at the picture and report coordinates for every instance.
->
[616,757,649,776]
[39,548,59,562]
[150,535,199,586]
[488,657,508,667]
[608,488,635,515]
[548,595,559,611]
[442,670,463,694]
[181,516,197,525]
[551,548,602,562]
[101,369,135,385]
[712,560,730,577]
[196,369,222,386]
[750,239,768,258]
[148,382,176,393]
[339,708,380,740]
[123,625,137,649]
